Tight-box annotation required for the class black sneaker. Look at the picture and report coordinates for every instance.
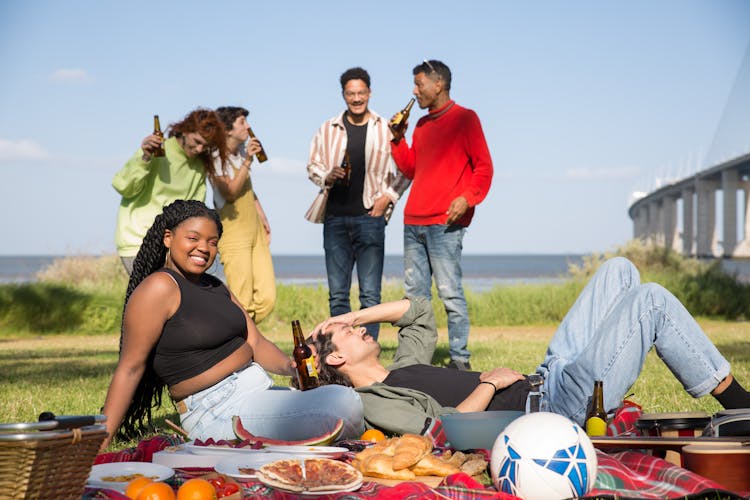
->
[447,359,472,371]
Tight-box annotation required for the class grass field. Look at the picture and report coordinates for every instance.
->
[1,318,748,451]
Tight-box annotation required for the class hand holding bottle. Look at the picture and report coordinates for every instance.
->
[245,137,263,163]
[389,98,415,142]
[325,152,351,187]
[324,166,346,186]
[246,126,268,163]
[140,134,165,162]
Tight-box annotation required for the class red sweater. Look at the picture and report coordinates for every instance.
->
[391,101,493,226]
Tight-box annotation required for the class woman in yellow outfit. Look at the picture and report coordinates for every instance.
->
[210,106,276,323]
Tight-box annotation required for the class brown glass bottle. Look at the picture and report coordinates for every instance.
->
[335,151,351,187]
[389,97,415,141]
[585,380,608,436]
[246,125,268,163]
[153,115,165,157]
[292,320,319,390]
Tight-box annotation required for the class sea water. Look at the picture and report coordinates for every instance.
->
[3,254,749,292]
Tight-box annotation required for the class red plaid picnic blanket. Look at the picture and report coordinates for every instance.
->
[86,404,748,499]
[86,435,748,499]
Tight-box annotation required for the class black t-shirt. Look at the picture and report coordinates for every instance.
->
[383,364,531,411]
[326,115,367,216]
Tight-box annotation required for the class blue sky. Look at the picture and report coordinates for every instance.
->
[1,1,749,256]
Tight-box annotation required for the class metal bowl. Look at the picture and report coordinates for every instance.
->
[441,411,525,450]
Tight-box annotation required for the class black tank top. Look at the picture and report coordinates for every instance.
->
[153,269,248,386]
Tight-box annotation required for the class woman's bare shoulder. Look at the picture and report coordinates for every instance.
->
[128,271,180,308]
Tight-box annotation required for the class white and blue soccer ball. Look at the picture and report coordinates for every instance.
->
[490,412,598,500]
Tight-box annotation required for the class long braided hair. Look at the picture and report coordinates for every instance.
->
[119,199,223,438]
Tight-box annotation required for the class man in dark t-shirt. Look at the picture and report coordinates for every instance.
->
[305,67,410,340]
[308,258,750,436]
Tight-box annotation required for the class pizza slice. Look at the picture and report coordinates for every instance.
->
[257,459,305,492]
[257,458,362,493]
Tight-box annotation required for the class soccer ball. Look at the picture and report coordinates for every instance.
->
[490,412,598,500]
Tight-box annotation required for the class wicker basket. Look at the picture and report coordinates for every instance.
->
[0,417,107,500]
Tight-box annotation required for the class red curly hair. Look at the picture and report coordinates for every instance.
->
[167,108,227,173]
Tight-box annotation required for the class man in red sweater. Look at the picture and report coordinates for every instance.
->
[390,59,493,370]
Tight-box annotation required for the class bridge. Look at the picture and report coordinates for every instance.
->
[628,152,750,258]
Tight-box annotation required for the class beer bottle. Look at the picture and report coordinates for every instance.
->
[389,97,415,141]
[292,320,319,390]
[335,151,351,187]
[246,125,268,163]
[585,380,608,436]
[153,115,165,157]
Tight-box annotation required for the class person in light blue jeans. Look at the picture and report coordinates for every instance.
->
[404,223,470,366]
[537,256,734,424]
[179,363,363,441]
[306,257,750,436]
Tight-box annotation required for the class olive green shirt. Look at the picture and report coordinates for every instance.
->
[355,297,459,435]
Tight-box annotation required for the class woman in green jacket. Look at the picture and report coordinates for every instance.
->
[112,108,227,274]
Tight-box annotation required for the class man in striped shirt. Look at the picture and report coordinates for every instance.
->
[306,67,410,340]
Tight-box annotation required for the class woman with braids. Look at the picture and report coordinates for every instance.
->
[112,108,228,275]
[100,200,364,450]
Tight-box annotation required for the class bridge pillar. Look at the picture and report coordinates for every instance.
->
[695,178,718,257]
[735,179,750,257]
[721,169,738,256]
[681,187,694,256]
[662,195,679,251]
[633,205,648,240]
[647,201,662,244]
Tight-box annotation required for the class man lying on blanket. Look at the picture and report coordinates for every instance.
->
[308,257,750,436]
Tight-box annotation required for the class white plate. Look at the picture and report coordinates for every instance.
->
[214,453,294,479]
[261,445,348,458]
[87,462,174,491]
[298,481,362,495]
[256,477,363,495]
[184,441,269,455]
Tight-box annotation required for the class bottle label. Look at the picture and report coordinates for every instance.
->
[586,417,607,436]
[304,356,318,378]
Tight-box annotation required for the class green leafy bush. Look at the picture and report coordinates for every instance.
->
[1,245,747,337]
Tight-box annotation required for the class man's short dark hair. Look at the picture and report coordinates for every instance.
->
[306,331,353,387]
[215,106,249,131]
[413,60,451,91]
[340,67,371,90]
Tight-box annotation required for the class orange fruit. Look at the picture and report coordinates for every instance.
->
[360,428,386,442]
[137,481,176,500]
[177,478,217,500]
[125,477,154,499]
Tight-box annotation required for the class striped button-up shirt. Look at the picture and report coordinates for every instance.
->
[305,110,410,223]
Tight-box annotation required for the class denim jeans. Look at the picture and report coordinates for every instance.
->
[536,257,730,426]
[403,224,470,362]
[323,214,385,338]
[178,363,365,441]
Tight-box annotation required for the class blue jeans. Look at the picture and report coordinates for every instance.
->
[323,214,385,338]
[178,363,365,441]
[404,224,469,362]
[536,257,730,426]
